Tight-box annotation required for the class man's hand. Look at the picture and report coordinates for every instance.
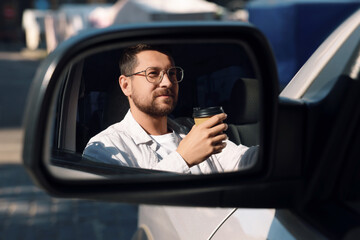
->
[177,113,228,167]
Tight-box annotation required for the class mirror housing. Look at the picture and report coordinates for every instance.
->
[22,22,289,208]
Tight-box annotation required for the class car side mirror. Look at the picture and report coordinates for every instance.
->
[22,22,286,207]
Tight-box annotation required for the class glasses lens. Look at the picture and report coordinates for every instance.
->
[145,67,161,82]
[168,67,184,83]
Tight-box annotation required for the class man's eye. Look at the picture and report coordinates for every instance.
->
[168,70,177,76]
[147,71,159,77]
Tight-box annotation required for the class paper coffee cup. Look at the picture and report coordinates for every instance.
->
[193,106,224,126]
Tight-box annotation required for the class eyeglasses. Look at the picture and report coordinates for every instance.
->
[125,66,184,84]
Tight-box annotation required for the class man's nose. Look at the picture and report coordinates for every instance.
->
[159,72,172,87]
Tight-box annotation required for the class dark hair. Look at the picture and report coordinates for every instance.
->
[119,44,174,75]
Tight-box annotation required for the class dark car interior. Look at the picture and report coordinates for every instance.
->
[75,43,260,154]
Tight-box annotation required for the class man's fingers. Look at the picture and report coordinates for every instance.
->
[200,113,227,128]
[209,123,228,136]
[212,142,227,154]
[212,133,228,145]
[179,113,228,166]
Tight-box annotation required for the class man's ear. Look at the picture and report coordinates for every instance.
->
[119,75,131,97]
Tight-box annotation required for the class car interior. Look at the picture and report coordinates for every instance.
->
[53,42,261,174]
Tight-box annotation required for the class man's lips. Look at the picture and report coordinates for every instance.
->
[157,94,173,97]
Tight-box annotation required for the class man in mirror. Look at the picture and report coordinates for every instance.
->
[83,44,258,174]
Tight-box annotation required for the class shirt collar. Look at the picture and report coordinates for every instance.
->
[122,110,153,145]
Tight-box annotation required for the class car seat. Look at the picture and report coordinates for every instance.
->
[101,80,130,130]
[226,78,259,147]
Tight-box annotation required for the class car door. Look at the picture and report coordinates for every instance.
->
[134,8,360,240]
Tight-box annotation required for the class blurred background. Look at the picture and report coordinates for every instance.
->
[1,0,247,51]
[1,0,359,86]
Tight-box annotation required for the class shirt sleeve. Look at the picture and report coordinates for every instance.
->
[152,151,191,174]
[83,135,192,174]
[213,140,259,172]
[83,140,138,166]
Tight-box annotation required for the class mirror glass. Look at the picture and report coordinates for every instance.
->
[46,41,260,179]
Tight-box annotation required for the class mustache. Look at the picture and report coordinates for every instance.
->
[153,89,175,98]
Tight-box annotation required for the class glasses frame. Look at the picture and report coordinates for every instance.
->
[125,66,184,84]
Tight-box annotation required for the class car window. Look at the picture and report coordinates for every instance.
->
[47,41,262,178]
[76,43,257,152]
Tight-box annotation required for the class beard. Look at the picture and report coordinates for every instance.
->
[132,88,178,117]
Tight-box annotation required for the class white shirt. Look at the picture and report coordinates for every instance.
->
[83,110,257,174]
[151,131,177,154]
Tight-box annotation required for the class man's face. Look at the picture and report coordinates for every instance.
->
[128,50,179,117]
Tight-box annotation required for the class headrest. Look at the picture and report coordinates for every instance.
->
[102,80,129,130]
[229,78,259,124]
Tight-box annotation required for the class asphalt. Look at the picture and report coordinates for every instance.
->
[0,43,138,240]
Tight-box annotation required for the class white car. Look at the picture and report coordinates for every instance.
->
[23,8,360,240]
[133,7,360,240]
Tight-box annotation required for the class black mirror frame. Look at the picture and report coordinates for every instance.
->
[23,22,285,208]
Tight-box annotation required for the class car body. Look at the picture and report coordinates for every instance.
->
[133,7,360,240]
[22,6,360,240]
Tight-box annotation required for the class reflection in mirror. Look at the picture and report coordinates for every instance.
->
[48,41,260,179]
